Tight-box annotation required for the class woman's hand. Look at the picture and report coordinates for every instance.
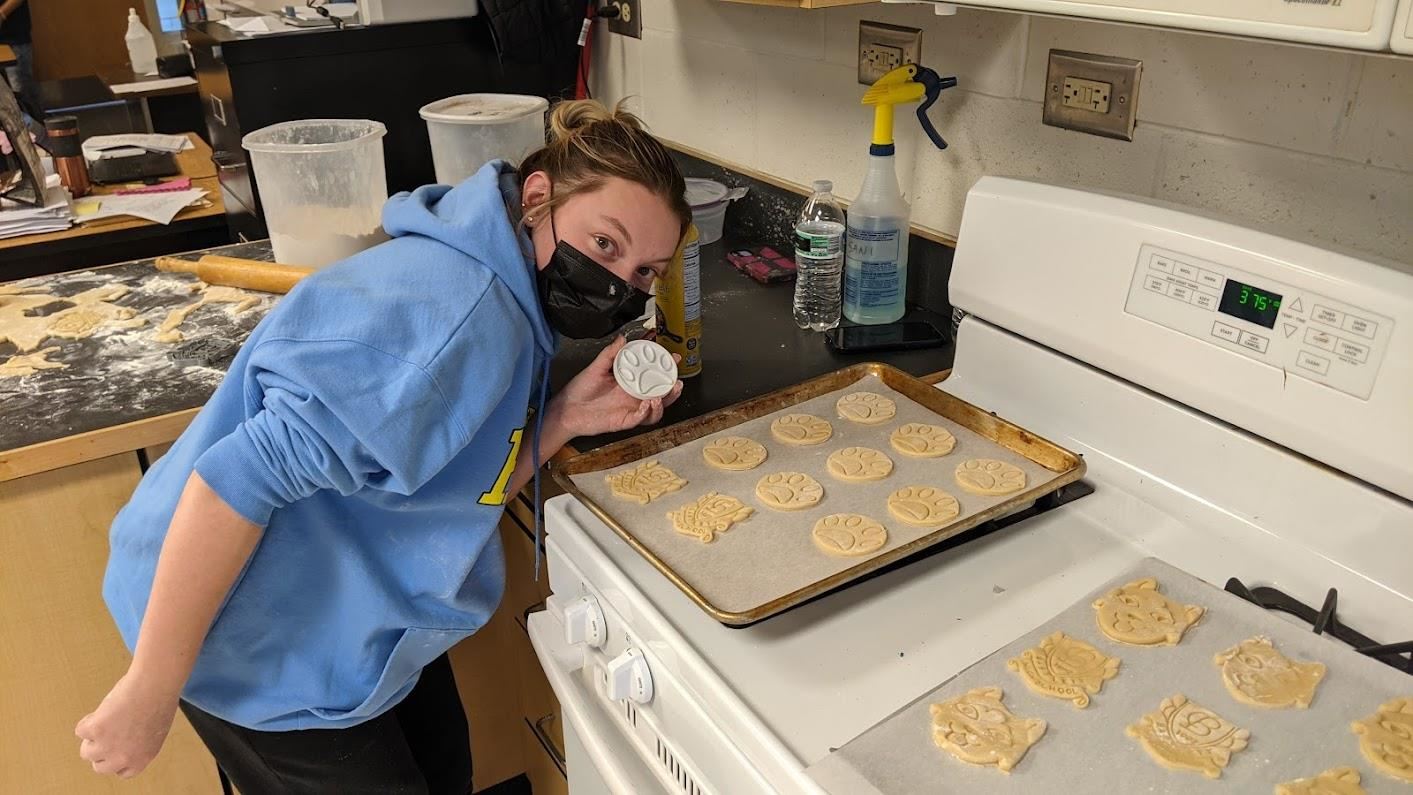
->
[549,336,684,438]
[75,671,180,778]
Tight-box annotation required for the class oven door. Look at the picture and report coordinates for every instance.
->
[943,0,1398,50]
[527,612,668,795]
[1393,0,1413,52]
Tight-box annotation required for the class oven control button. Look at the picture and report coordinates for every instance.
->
[564,595,607,649]
[605,647,654,704]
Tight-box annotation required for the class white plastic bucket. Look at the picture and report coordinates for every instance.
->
[243,119,389,268]
[684,178,746,245]
[419,94,549,186]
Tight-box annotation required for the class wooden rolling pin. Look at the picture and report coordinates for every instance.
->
[155,255,316,294]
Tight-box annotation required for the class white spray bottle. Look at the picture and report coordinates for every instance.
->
[843,65,957,325]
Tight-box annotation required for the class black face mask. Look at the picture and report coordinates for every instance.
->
[535,217,651,340]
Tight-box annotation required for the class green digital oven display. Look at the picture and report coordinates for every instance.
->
[1218,279,1283,329]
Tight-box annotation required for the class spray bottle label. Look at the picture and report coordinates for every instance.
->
[845,226,903,307]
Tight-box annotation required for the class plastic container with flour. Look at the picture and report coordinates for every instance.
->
[243,119,390,268]
[419,94,549,186]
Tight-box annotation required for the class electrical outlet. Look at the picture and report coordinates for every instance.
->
[606,0,641,39]
[1043,50,1141,141]
[858,21,922,86]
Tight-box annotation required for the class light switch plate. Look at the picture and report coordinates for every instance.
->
[858,21,922,86]
[1043,50,1141,141]
[606,0,641,39]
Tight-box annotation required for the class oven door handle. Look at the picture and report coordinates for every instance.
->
[529,712,567,776]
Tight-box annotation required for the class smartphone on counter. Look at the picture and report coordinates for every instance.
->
[825,320,948,354]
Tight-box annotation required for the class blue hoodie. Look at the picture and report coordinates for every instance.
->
[103,161,556,731]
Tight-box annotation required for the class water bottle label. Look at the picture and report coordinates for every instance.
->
[845,227,902,308]
[795,230,841,259]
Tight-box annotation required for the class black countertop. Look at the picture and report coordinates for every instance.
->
[550,239,955,451]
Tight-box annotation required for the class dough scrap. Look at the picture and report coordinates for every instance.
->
[1126,694,1249,779]
[1093,577,1204,646]
[826,446,893,482]
[0,284,143,356]
[1007,631,1120,709]
[1213,636,1326,709]
[889,422,956,458]
[154,284,261,343]
[666,492,753,543]
[755,472,824,511]
[836,391,896,425]
[930,686,1046,774]
[812,514,887,557]
[886,485,960,527]
[1275,767,1366,795]
[769,413,833,446]
[955,458,1026,496]
[1351,697,1413,783]
[0,347,65,378]
[702,436,768,471]
[606,460,687,505]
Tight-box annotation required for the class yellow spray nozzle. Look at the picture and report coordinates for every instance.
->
[863,65,928,148]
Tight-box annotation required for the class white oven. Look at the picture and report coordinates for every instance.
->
[1391,0,1413,51]
[928,0,1401,50]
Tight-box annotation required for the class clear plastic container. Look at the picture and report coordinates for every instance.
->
[793,180,846,331]
[419,94,548,185]
[243,119,389,268]
[684,178,746,245]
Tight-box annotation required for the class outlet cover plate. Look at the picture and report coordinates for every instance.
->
[858,21,922,86]
[1043,49,1141,141]
[606,0,641,39]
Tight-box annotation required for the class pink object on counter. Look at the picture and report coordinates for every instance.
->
[115,178,192,195]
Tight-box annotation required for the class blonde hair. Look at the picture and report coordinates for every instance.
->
[520,99,691,236]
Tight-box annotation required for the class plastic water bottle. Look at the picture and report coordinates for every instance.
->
[124,8,159,76]
[793,180,846,331]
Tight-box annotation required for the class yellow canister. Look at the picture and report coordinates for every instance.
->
[656,223,702,378]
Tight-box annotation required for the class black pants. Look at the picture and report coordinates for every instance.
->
[180,654,472,795]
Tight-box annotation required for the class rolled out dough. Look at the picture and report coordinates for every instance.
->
[1213,636,1326,709]
[755,472,824,511]
[930,686,1047,774]
[1351,697,1413,783]
[825,447,893,482]
[154,285,261,343]
[836,391,896,425]
[769,413,833,446]
[605,460,686,505]
[1006,631,1120,709]
[666,492,753,543]
[703,436,768,471]
[1126,694,1249,779]
[1093,577,1204,646]
[886,485,960,527]
[811,513,887,557]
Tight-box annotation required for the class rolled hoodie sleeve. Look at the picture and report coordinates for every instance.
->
[195,335,514,526]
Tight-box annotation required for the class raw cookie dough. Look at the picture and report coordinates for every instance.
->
[0,284,143,354]
[606,460,687,505]
[1275,767,1366,795]
[770,413,833,446]
[826,447,894,482]
[955,458,1026,496]
[154,285,261,343]
[0,347,65,378]
[1213,636,1326,709]
[889,422,956,458]
[930,687,1046,774]
[1093,577,1205,646]
[1351,697,1413,783]
[1126,694,1250,779]
[1007,631,1120,709]
[812,514,888,557]
[836,391,897,425]
[702,436,768,471]
[886,485,960,527]
[667,493,754,543]
[755,472,824,511]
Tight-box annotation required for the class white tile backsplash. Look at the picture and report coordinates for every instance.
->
[596,0,1413,264]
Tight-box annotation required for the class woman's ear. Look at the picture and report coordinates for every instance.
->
[521,170,552,226]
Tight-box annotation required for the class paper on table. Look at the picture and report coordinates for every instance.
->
[81,133,192,160]
[78,189,207,225]
[218,15,289,35]
[109,77,198,95]
[0,183,73,239]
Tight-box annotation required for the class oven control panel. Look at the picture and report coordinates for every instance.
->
[1124,244,1393,400]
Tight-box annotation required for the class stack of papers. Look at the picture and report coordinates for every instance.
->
[82,133,194,161]
[0,182,73,239]
[110,77,198,96]
[76,188,208,225]
[218,15,289,35]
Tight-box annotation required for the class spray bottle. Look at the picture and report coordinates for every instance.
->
[844,65,957,325]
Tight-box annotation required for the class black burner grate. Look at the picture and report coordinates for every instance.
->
[1225,578,1413,675]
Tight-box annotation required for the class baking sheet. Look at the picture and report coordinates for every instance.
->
[807,558,1412,794]
[567,373,1066,619]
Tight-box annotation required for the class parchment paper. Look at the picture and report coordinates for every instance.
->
[569,374,1064,617]
[807,558,1412,794]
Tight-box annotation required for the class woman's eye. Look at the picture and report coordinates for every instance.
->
[594,235,613,252]
[636,266,655,278]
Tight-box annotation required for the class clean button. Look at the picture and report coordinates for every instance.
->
[1211,321,1239,343]
[1296,351,1329,375]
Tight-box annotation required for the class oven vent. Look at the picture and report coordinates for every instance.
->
[624,700,638,727]
[655,737,706,795]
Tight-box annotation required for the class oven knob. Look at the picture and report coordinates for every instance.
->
[563,595,606,649]
[605,647,654,704]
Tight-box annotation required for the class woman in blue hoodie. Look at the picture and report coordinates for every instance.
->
[75,100,693,792]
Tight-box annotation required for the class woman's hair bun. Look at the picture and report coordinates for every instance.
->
[548,99,645,143]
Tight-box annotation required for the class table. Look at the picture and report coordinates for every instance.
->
[96,64,201,135]
[0,132,228,280]
[0,44,15,68]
